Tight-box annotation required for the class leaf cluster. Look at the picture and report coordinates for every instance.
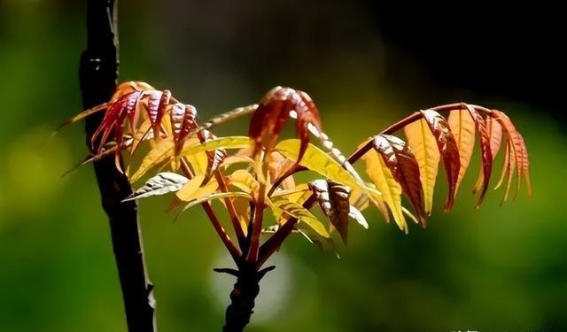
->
[57,82,531,266]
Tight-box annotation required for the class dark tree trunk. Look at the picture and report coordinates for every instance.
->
[79,1,156,331]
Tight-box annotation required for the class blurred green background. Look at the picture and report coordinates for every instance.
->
[1,1,565,331]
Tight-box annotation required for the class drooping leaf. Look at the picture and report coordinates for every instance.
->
[309,180,351,243]
[465,107,493,208]
[517,134,532,196]
[271,200,330,239]
[372,134,426,226]
[123,172,188,202]
[362,148,407,233]
[420,109,461,211]
[472,115,502,196]
[146,90,171,142]
[249,87,323,163]
[91,90,145,154]
[447,108,476,195]
[130,139,175,183]
[267,151,296,190]
[275,139,365,194]
[170,103,198,156]
[349,183,390,222]
[404,118,440,215]
[491,110,531,201]
[348,206,368,230]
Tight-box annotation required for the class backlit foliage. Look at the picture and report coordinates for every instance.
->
[57,81,531,266]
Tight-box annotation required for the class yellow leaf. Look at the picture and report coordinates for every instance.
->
[222,155,254,168]
[183,137,209,175]
[228,169,260,197]
[404,118,440,215]
[175,174,219,202]
[447,109,476,195]
[362,149,407,233]
[272,200,330,239]
[275,139,364,193]
[273,183,311,204]
[181,136,253,156]
[350,184,390,223]
[129,139,174,183]
[175,191,253,219]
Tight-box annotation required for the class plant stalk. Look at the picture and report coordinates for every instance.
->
[79,0,155,331]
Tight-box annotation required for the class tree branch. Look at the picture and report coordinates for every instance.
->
[79,1,156,331]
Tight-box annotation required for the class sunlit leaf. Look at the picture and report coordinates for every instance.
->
[183,137,209,175]
[231,197,251,235]
[362,148,407,232]
[420,110,461,211]
[448,108,476,195]
[174,174,219,203]
[464,107,493,208]
[268,151,296,190]
[349,184,390,222]
[275,139,364,193]
[175,191,253,218]
[472,115,502,197]
[249,87,322,163]
[123,172,188,202]
[222,155,254,168]
[271,200,330,239]
[309,180,351,243]
[181,136,253,156]
[170,103,198,155]
[130,139,174,183]
[228,169,260,198]
[372,134,426,226]
[491,110,531,201]
[404,118,440,215]
[348,206,368,229]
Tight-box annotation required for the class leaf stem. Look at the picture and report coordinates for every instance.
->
[214,171,247,250]
[245,152,269,263]
[179,159,242,262]
[257,195,316,267]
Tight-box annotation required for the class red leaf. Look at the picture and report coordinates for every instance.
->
[170,103,198,156]
[248,87,322,163]
[147,90,171,142]
[491,110,531,201]
[420,110,461,211]
[309,180,351,244]
[372,134,426,226]
[465,106,493,208]
[197,130,228,185]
